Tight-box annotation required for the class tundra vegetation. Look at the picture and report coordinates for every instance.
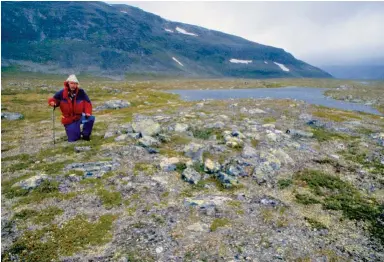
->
[1,72,384,261]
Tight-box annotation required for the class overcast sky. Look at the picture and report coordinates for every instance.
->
[107,1,384,67]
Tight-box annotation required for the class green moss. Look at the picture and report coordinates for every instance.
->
[311,127,354,142]
[175,162,187,174]
[13,207,64,225]
[278,179,292,189]
[251,139,259,148]
[294,169,383,244]
[2,153,31,162]
[13,209,39,220]
[295,193,321,205]
[3,160,35,173]
[192,162,205,173]
[341,143,384,175]
[15,182,76,206]
[313,110,361,122]
[35,207,64,224]
[150,214,165,224]
[263,117,276,124]
[97,189,122,209]
[3,214,116,261]
[191,128,223,140]
[4,186,30,199]
[210,218,230,232]
[304,217,328,230]
[133,162,156,176]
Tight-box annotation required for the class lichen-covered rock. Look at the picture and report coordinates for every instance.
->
[204,158,221,174]
[249,108,266,114]
[174,123,189,132]
[13,174,48,190]
[205,121,225,129]
[138,136,161,148]
[115,134,129,142]
[184,195,232,208]
[160,157,180,172]
[181,167,201,184]
[96,100,131,110]
[223,131,244,148]
[119,123,134,133]
[226,164,248,177]
[241,145,258,158]
[1,112,24,120]
[132,119,161,136]
[216,172,239,188]
[286,129,314,138]
[183,143,205,162]
[74,146,91,153]
[271,149,294,166]
[65,161,120,178]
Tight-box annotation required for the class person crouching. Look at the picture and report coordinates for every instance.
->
[48,74,95,142]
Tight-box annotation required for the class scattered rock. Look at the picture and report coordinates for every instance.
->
[174,123,189,132]
[249,108,266,114]
[74,146,91,153]
[216,172,239,188]
[241,145,258,158]
[184,195,232,208]
[65,161,120,178]
[13,174,48,190]
[187,222,209,232]
[132,119,161,136]
[96,100,130,110]
[204,159,220,174]
[183,143,205,162]
[138,136,161,148]
[181,167,202,184]
[1,112,24,121]
[115,134,129,142]
[160,157,180,172]
[286,129,313,138]
[262,124,275,129]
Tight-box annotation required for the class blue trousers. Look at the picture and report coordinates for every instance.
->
[64,115,95,142]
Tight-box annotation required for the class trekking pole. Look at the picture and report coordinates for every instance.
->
[52,106,56,149]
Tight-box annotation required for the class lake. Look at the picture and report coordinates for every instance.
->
[168,87,382,115]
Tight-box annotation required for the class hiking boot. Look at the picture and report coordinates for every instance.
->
[82,135,90,141]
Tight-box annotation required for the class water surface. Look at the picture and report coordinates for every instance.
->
[168,87,382,115]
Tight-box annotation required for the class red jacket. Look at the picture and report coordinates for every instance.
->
[48,81,92,125]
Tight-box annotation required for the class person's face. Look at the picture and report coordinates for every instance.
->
[68,81,78,91]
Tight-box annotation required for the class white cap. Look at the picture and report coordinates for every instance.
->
[66,74,79,83]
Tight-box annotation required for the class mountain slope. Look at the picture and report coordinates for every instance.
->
[1,1,332,78]
[321,65,384,80]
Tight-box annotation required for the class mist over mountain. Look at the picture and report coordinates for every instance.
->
[1,1,332,79]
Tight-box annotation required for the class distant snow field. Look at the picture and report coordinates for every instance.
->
[230,59,253,64]
[120,11,128,14]
[264,61,268,64]
[164,29,174,33]
[172,57,184,66]
[175,27,198,36]
[273,62,290,72]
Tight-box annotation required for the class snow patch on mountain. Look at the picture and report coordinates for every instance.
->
[172,57,184,66]
[274,62,290,72]
[230,59,253,64]
[176,27,198,36]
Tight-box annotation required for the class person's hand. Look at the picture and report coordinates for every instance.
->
[49,101,56,107]
[85,114,91,119]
